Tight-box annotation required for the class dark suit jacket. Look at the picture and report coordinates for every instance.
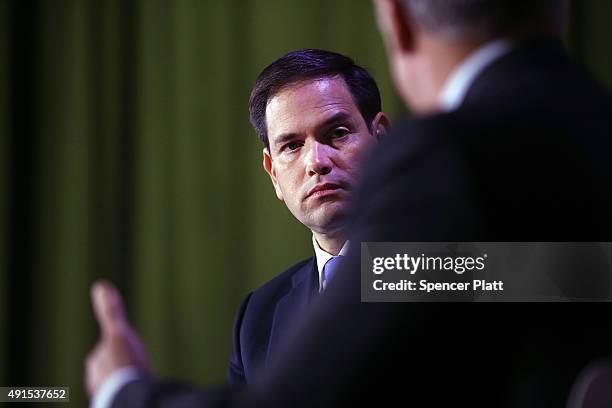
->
[111,37,612,408]
[228,257,319,387]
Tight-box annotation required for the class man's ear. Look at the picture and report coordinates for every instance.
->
[375,0,416,54]
[263,148,284,201]
[371,111,392,140]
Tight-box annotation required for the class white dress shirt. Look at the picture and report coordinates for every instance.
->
[90,366,142,408]
[438,38,514,112]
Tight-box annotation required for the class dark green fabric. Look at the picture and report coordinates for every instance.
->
[567,0,612,90]
[0,1,610,406]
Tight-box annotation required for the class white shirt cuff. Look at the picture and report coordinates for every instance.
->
[90,366,143,408]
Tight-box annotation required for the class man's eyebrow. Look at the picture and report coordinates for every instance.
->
[273,132,299,147]
[317,111,354,131]
[272,111,355,148]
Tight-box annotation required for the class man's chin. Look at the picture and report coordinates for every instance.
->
[308,207,348,233]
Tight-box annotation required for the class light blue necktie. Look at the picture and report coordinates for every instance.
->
[322,255,344,291]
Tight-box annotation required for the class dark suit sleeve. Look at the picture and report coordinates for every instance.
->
[227,293,252,387]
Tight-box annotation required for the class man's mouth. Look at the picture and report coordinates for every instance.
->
[305,183,343,199]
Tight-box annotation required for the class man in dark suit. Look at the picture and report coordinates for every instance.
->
[85,1,612,406]
[228,49,390,386]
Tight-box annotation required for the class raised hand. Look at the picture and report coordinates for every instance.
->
[85,280,150,397]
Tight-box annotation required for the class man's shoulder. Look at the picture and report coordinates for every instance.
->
[248,257,315,303]
[360,113,468,182]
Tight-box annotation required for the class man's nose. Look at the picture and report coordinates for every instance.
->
[305,141,333,176]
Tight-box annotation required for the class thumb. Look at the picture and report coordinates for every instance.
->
[91,280,129,337]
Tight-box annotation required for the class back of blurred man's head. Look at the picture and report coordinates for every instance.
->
[399,0,564,41]
[375,0,564,113]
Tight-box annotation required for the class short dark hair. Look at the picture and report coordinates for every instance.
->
[401,0,563,40]
[249,49,382,151]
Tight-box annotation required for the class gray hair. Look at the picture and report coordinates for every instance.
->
[401,0,564,40]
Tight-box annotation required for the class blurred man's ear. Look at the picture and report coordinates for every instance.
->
[371,111,392,140]
[263,148,284,201]
[374,0,416,54]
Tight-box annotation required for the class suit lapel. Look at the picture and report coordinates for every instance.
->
[266,257,318,367]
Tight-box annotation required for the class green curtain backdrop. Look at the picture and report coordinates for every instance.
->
[1,0,610,406]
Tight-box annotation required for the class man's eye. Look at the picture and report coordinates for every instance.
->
[330,128,350,138]
[283,142,302,151]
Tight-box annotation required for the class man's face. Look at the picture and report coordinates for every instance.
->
[263,77,378,236]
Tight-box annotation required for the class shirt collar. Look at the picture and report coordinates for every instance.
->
[312,235,350,290]
[439,38,514,112]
